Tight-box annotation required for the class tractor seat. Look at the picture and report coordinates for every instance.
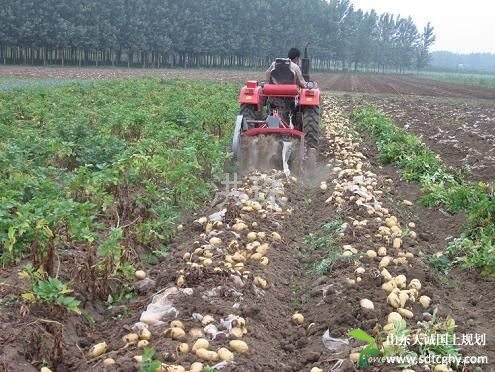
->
[270,58,295,85]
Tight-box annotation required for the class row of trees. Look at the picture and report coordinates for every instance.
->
[430,52,495,73]
[0,0,435,72]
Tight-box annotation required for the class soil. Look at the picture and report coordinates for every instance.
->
[1,66,495,100]
[1,95,494,372]
[335,93,495,182]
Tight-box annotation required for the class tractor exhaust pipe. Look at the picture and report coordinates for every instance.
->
[301,42,311,81]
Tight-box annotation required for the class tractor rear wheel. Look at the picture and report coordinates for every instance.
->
[302,105,320,149]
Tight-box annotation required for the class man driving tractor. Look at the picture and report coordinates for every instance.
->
[265,47,307,88]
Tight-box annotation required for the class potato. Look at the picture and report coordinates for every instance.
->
[205,222,213,234]
[40,368,53,372]
[257,232,266,239]
[311,368,323,372]
[320,182,328,191]
[138,328,152,341]
[229,340,249,353]
[346,278,356,285]
[379,256,392,269]
[292,313,304,325]
[254,276,268,289]
[403,200,413,206]
[381,268,392,281]
[103,358,115,366]
[232,222,247,232]
[164,327,185,340]
[383,323,394,332]
[133,355,143,363]
[190,337,209,351]
[210,237,222,246]
[176,275,185,287]
[408,222,416,228]
[356,277,362,283]
[392,238,402,249]
[122,333,139,344]
[385,218,396,228]
[218,347,234,361]
[433,365,449,372]
[178,343,189,353]
[377,247,387,256]
[394,275,407,288]
[360,299,374,310]
[190,362,204,372]
[249,252,262,261]
[398,308,414,319]
[260,256,269,266]
[137,340,149,348]
[409,231,417,239]
[409,279,422,290]
[355,267,365,274]
[387,293,400,308]
[382,281,396,293]
[196,348,219,361]
[398,292,409,308]
[350,352,360,362]
[419,295,431,309]
[246,232,257,241]
[256,243,269,255]
[170,320,185,329]
[271,232,282,241]
[230,327,244,338]
[87,342,107,358]
[201,315,215,326]
[390,226,402,235]
[182,252,191,261]
[135,270,147,280]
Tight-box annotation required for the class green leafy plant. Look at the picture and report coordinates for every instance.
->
[140,348,162,372]
[19,264,81,313]
[348,328,381,367]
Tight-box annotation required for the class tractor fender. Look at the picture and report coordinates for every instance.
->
[299,88,320,106]
[239,84,261,104]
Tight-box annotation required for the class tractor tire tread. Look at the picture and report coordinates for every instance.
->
[303,105,320,149]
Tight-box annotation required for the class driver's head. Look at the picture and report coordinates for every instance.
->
[288,48,301,64]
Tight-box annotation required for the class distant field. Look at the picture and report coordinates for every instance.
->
[416,72,495,89]
[1,66,495,99]
[0,76,90,91]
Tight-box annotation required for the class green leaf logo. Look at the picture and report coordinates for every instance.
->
[348,329,381,367]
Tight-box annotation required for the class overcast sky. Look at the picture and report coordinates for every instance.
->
[351,0,495,54]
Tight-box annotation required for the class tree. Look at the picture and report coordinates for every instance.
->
[416,22,436,70]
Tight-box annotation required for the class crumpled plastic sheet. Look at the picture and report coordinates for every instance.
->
[138,287,192,326]
[209,209,226,222]
[322,329,350,353]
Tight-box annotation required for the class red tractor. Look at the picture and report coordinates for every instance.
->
[232,45,320,175]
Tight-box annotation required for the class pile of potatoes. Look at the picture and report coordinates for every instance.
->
[85,172,290,370]
[319,98,451,371]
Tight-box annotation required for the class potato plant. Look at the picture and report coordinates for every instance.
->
[351,107,495,275]
[0,78,239,301]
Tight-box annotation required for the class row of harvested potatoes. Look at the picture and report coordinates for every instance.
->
[320,98,452,372]
[79,172,294,371]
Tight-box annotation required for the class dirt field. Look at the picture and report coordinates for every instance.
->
[1,68,494,371]
[336,95,495,182]
[1,66,495,100]
[1,98,493,371]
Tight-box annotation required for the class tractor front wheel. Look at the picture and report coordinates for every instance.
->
[239,104,257,129]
